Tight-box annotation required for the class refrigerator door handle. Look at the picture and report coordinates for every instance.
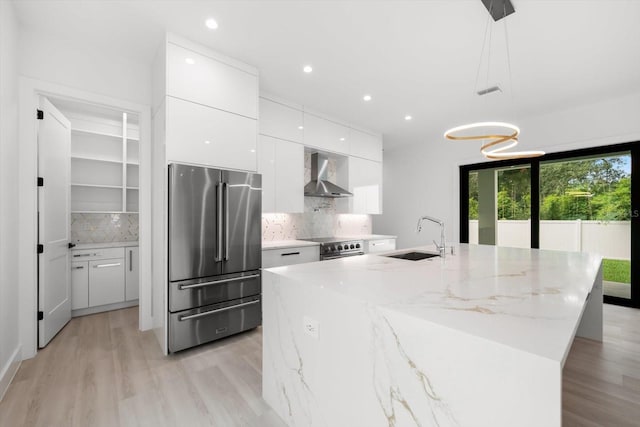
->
[224,181,230,261]
[215,182,223,262]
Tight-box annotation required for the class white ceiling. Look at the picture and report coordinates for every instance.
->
[13,0,640,149]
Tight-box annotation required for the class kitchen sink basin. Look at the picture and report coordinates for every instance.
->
[385,251,440,261]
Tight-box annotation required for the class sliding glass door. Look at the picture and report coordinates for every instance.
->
[460,142,639,308]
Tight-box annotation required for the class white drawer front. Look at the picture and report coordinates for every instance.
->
[89,258,125,307]
[72,247,125,261]
[263,246,320,268]
[366,239,396,254]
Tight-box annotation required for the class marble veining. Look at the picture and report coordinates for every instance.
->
[263,244,602,426]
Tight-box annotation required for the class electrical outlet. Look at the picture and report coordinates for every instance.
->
[303,316,319,340]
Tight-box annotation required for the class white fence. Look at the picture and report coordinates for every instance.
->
[468,220,631,260]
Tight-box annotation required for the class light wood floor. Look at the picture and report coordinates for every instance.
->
[1,305,639,427]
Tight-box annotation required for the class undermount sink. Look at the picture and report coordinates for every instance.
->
[385,251,440,261]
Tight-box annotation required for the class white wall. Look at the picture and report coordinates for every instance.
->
[19,29,151,105]
[374,92,640,249]
[0,0,22,399]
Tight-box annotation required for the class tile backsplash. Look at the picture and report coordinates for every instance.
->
[71,213,139,243]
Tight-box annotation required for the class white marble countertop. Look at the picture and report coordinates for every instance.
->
[261,240,320,250]
[265,243,602,364]
[73,241,139,250]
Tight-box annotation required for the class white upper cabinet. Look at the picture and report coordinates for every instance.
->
[349,128,383,162]
[258,135,276,212]
[303,113,350,155]
[258,135,304,213]
[259,98,304,143]
[275,139,304,213]
[348,157,383,214]
[167,42,258,119]
[166,97,257,171]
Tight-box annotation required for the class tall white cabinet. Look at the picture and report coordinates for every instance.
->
[151,34,260,355]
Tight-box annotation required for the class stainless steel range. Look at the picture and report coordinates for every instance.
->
[304,237,365,261]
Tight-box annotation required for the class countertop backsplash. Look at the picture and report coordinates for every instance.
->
[71,213,139,244]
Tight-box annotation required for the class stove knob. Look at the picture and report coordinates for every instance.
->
[324,247,331,253]
[329,245,335,252]
[356,243,361,249]
[337,245,343,251]
[350,244,355,249]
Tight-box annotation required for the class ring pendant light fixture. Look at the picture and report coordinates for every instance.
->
[444,0,545,160]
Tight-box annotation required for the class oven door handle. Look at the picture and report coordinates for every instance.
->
[179,300,260,322]
[178,273,260,290]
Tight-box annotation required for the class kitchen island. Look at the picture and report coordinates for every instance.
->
[262,244,602,427]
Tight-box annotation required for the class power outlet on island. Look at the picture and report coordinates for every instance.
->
[303,316,319,340]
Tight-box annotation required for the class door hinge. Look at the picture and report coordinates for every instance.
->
[37,109,44,120]
[37,311,44,321]
[37,177,44,187]
[37,244,44,254]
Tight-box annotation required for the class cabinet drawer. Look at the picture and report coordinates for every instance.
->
[89,258,125,306]
[262,246,320,268]
[366,239,396,254]
[169,295,261,353]
[72,247,125,261]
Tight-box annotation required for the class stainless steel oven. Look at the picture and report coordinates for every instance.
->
[303,237,365,261]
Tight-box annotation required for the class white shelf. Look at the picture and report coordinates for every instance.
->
[72,127,123,140]
[72,211,127,214]
[71,183,123,189]
[70,109,139,214]
[71,156,122,165]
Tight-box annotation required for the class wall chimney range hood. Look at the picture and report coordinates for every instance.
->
[304,153,352,198]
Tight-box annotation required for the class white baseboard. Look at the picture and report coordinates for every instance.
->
[0,345,22,402]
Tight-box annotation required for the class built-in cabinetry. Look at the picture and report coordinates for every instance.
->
[62,103,140,213]
[156,34,259,172]
[71,245,139,316]
[259,95,384,214]
[258,135,304,213]
[262,245,320,268]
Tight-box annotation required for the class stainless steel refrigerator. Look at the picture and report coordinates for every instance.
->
[168,163,262,353]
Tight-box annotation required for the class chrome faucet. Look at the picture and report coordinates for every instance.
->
[416,215,446,258]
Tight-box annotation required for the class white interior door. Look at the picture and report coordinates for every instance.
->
[38,96,72,348]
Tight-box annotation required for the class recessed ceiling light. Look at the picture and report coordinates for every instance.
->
[405,115,412,121]
[185,58,195,65]
[250,149,256,153]
[298,125,304,130]
[205,18,218,30]
[204,140,211,144]
[303,65,313,73]
[363,94,372,102]
[339,137,345,141]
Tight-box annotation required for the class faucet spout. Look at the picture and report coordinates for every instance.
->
[416,215,446,257]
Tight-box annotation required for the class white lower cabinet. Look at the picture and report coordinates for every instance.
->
[71,262,89,310]
[125,247,139,301]
[89,258,125,307]
[365,238,396,254]
[71,245,138,315]
[262,246,320,268]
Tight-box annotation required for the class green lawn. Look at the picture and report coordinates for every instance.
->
[602,259,631,283]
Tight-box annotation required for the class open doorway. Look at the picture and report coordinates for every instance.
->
[19,78,151,359]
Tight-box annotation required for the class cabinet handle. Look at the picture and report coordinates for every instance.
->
[179,300,260,322]
[178,273,260,290]
[94,262,121,268]
[72,266,84,270]
[281,252,300,256]
[129,250,132,271]
[73,253,93,257]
